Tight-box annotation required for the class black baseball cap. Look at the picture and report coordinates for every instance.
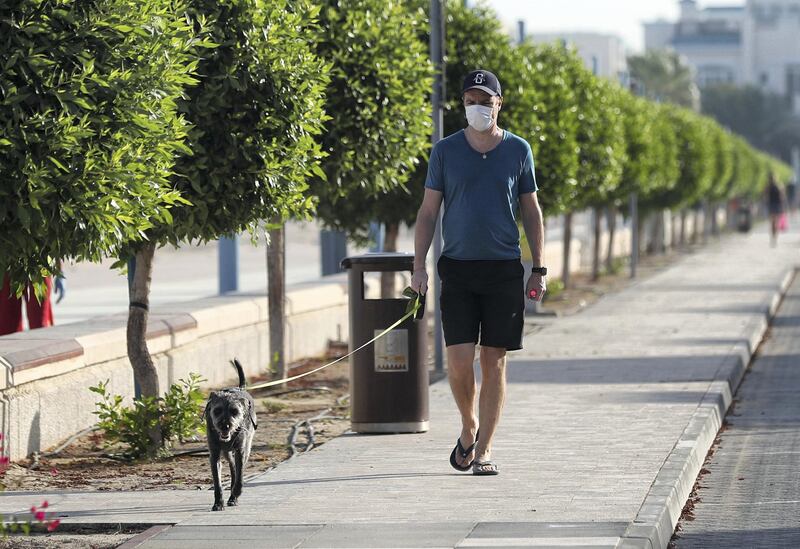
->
[462,69,502,97]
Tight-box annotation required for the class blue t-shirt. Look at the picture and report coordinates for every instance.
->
[424,129,537,260]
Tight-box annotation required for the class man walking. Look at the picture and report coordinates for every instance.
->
[411,69,546,475]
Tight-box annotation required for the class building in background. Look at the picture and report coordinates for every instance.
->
[645,0,800,112]
[524,28,630,86]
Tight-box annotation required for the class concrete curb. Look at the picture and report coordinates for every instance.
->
[618,267,797,549]
[116,525,173,548]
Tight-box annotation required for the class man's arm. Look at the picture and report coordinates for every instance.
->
[519,191,546,301]
[519,192,544,265]
[411,188,443,294]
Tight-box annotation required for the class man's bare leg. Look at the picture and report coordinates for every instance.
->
[475,345,507,464]
[447,342,478,468]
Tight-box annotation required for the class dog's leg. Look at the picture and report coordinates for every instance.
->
[228,448,244,506]
[226,450,238,506]
[210,447,225,511]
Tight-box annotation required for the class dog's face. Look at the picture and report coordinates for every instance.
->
[206,390,249,443]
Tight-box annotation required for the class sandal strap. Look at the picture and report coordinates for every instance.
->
[456,429,480,458]
[456,439,478,458]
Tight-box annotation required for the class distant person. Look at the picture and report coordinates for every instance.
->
[766,173,787,247]
[0,273,64,336]
[411,69,546,475]
[785,180,797,213]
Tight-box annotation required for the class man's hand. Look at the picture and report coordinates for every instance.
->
[411,269,428,295]
[526,273,546,302]
[54,276,66,304]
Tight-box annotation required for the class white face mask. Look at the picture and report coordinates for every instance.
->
[465,105,494,132]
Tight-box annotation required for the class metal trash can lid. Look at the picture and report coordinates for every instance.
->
[341,252,414,270]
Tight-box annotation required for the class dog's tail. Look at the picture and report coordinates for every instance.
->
[231,358,246,389]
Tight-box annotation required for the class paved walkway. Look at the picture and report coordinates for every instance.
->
[674,275,800,547]
[1,226,797,549]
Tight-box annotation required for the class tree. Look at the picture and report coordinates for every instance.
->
[657,106,718,244]
[706,125,735,235]
[628,49,699,110]
[518,42,580,217]
[701,83,800,163]
[562,57,626,282]
[308,0,433,248]
[0,0,201,290]
[611,95,662,268]
[123,0,329,452]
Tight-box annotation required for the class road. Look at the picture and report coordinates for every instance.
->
[673,274,800,547]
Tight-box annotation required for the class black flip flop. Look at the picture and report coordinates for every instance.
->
[449,429,479,472]
[472,460,499,476]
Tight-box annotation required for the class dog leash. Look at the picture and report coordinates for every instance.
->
[247,289,424,391]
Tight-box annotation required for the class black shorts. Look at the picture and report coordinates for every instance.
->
[437,255,525,351]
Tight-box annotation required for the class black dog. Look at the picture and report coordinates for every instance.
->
[205,359,257,511]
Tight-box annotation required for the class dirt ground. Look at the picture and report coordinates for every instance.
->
[0,528,141,549]
[2,357,352,494]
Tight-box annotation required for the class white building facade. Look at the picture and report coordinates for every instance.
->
[527,31,630,86]
[645,0,800,111]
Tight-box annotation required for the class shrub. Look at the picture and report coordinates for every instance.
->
[90,374,206,460]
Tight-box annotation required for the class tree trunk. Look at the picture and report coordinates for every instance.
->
[636,211,646,257]
[657,211,666,253]
[680,210,687,246]
[692,208,701,244]
[562,212,572,289]
[267,223,286,382]
[645,213,655,255]
[126,242,162,452]
[629,193,639,279]
[380,222,400,298]
[726,200,735,231]
[591,206,602,281]
[670,212,679,249]
[711,202,719,237]
[605,206,616,273]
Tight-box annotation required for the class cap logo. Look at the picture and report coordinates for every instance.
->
[474,73,485,84]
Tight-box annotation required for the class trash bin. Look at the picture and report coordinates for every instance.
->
[341,253,429,433]
[737,205,752,233]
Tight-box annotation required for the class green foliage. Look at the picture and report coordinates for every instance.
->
[664,105,715,209]
[0,0,204,287]
[617,95,656,201]
[517,42,580,216]
[570,71,626,209]
[90,374,206,460]
[708,124,736,201]
[309,0,433,239]
[636,102,681,212]
[160,0,330,244]
[542,278,565,300]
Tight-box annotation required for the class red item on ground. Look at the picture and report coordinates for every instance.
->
[778,213,789,232]
[0,274,54,336]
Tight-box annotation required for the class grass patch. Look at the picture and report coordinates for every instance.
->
[261,398,289,413]
[543,278,565,300]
